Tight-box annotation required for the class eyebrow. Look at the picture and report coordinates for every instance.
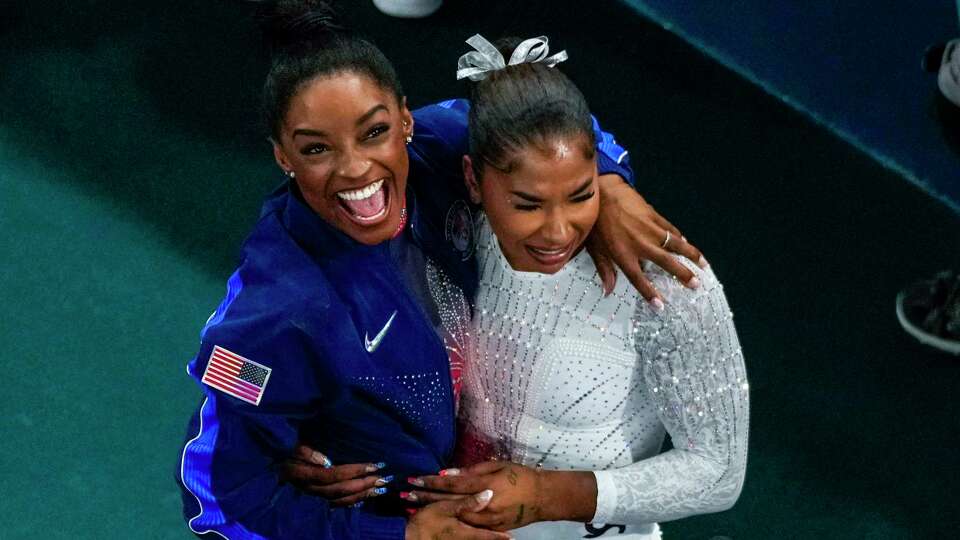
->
[292,104,389,139]
[509,177,594,202]
[356,104,388,126]
[293,127,327,139]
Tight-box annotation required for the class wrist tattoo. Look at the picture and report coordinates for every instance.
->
[514,504,525,525]
[507,468,519,486]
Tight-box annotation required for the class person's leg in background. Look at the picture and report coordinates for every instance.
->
[898,16,960,355]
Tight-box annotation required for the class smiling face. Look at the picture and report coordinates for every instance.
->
[272,72,413,245]
[465,136,599,274]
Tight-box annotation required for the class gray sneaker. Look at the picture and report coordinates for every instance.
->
[371,0,442,18]
[924,39,960,107]
[896,270,960,355]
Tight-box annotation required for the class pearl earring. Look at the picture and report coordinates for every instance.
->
[286,170,295,179]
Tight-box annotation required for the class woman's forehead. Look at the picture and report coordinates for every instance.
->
[491,142,596,191]
[286,73,395,126]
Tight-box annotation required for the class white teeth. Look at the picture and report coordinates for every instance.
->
[336,179,384,201]
[532,247,566,255]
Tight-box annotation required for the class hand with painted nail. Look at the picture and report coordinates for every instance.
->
[280,443,390,507]
[588,174,706,304]
[400,468,470,506]
[405,489,512,540]
[406,461,594,532]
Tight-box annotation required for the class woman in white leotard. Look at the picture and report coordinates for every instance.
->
[408,35,749,539]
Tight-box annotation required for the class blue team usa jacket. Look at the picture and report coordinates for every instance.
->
[178,99,633,539]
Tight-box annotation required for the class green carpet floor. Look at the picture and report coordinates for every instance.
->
[1,1,958,538]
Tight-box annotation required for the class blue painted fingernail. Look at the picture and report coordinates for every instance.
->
[372,487,388,495]
[375,475,394,486]
[375,462,387,470]
[311,451,333,468]
[350,501,365,508]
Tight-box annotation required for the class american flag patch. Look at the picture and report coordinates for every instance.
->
[201,346,272,406]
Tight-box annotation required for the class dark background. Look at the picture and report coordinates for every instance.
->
[621,0,960,214]
[1,1,957,538]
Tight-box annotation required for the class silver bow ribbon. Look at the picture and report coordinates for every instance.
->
[456,34,568,81]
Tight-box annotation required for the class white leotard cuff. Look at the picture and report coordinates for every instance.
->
[592,470,619,524]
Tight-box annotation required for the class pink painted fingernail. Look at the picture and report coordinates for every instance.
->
[400,491,418,502]
[407,476,425,487]
[439,468,460,477]
[697,256,709,269]
[650,298,665,313]
[686,276,701,289]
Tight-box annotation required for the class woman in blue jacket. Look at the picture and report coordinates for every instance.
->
[177,2,705,539]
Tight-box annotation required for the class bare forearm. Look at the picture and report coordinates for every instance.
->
[537,470,598,522]
[597,174,632,211]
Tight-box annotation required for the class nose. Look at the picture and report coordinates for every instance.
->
[336,145,372,179]
[540,209,572,246]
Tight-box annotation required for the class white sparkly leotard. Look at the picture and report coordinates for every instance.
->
[458,215,749,539]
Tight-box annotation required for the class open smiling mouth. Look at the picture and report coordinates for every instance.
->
[526,239,577,268]
[336,178,390,226]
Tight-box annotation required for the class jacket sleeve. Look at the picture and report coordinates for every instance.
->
[591,260,749,525]
[411,98,635,185]
[590,114,634,186]
[178,323,406,540]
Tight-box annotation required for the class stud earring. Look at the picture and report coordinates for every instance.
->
[286,170,295,179]
[405,135,413,144]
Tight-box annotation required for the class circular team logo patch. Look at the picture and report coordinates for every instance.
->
[444,200,475,261]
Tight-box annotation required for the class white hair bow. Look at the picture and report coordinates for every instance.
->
[456,34,568,81]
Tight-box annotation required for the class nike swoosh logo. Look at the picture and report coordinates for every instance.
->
[364,310,397,353]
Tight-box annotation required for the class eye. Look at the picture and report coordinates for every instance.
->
[302,143,329,155]
[365,124,390,140]
[514,204,540,212]
[571,191,595,203]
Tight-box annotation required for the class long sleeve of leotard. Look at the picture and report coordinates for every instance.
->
[592,260,750,525]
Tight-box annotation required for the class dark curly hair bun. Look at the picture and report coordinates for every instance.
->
[255,0,404,140]
[257,0,343,53]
